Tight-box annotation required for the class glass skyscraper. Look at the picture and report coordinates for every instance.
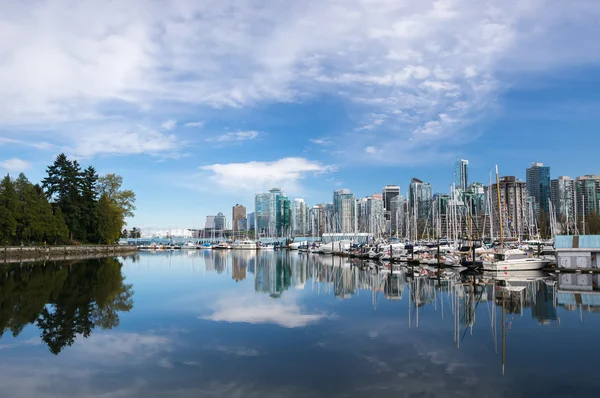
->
[526,162,551,216]
[454,159,469,191]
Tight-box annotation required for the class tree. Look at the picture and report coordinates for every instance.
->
[97,174,136,218]
[96,193,123,244]
[587,212,600,235]
[42,154,84,240]
[537,209,551,239]
[0,175,19,245]
[80,166,99,242]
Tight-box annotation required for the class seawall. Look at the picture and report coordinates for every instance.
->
[1,245,137,264]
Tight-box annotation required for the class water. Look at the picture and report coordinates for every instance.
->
[1,251,599,397]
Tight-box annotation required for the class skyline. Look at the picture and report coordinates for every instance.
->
[1,0,600,230]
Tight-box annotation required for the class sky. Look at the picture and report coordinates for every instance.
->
[1,0,600,231]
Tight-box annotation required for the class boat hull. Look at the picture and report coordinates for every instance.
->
[482,258,549,271]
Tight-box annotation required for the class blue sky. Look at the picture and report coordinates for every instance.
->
[1,0,600,231]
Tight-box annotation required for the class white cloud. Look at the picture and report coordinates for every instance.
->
[202,293,328,328]
[198,157,334,194]
[309,138,332,146]
[68,127,182,158]
[0,157,32,172]
[206,131,260,143]
[161,119,177,130]
[365,146,377,154]
[0,0,599,161]
[184,121,204,128]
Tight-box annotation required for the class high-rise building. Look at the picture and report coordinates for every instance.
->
[455,159,469,191]
[333,189,356,233]
[389,194,405,236]
[232,204,246,233]
[205,212,226,232]
[254,193,272,234]
[382,185,400,213]
[291,198,309,236]
[275,194,291,236]
[309,205,326,237]
[490,176,528,238]
[357,194,385,234]
[409,178,433,220]
[575,175,600,217]
[550,176,575,222]
[247,212,255,231]
[526,162,551,216]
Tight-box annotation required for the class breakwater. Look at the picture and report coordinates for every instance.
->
[1,245,137,264]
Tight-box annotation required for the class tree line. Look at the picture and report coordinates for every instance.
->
[0,153,136,245]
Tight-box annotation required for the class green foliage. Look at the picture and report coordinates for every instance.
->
[96,193,124,244]
[0,175,19,244]
[0,258,134,354]
[0,154,135,245]
[98,173,137,218]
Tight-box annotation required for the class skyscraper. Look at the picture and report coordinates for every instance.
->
[232,204,246,233]
[550,176,574,222]
[574,175,600,217]
[333,189,356,233]
[526,162,551,216]
[409,178,433,220]
[254,193,271,234]
[382,185,400,212]
[291,198,309,236]
[389,194,404,236]
[490,176,528,238]
[455,159,469,191]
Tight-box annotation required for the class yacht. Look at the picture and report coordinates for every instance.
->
[233,239,258,250]
[182,242,199,250]
[213,241,230,250]
[482,249,550,271]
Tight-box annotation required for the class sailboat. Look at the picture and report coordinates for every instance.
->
[482,165,550,271]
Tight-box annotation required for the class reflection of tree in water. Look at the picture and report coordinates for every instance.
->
[0,257,134,355]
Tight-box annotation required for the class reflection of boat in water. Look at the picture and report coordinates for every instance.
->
[482,269,550,282]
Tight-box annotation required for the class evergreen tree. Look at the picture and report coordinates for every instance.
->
[81,166,99,241]
[0,175,19,245]
[42,154,84,241]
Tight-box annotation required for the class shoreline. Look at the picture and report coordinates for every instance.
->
[1,245,137,264]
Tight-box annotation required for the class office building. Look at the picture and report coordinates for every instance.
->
[333,189,356,233]
[455,159,469,191]
[526,162,551,216]
[550,176,575,222]
[232,204,246,232]
[409,178,433,220]
[575,175,600,217]
[490,176,528,238]
[292,198,309,236]
[382,185,400,218]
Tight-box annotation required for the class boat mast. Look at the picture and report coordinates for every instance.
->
[495,165,504,248]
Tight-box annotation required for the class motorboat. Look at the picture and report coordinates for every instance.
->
[482,249,550,271]
[288,241,308,250]
[213,241,230,250]
[233,239,258,250]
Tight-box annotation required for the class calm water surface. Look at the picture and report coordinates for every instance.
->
[1,251,599,397]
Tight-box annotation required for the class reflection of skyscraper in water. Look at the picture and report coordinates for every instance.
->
[213,251,226,274]
[384,273,405,300]
[255,254,291,297]
[334,267,357,299]
[289,254,308,289]
[203,251,216,273]
[531,281,557,324]
[232,254,246,282]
